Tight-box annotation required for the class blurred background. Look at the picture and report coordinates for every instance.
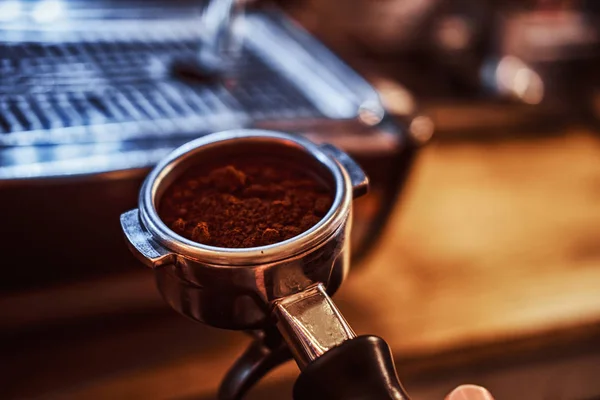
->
[1,0,599,398]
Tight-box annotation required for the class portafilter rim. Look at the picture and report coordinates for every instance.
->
[138,129,353,266]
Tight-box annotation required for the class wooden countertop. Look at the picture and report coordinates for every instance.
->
[344,130,600,356]
[4,130,600,399]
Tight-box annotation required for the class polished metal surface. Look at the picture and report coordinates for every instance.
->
[274,283,356,369]
[121,129,370,398]
[0,7,383,181]
[197,0,242,73]
[0,3,415,294]
[121,209,174,268]
[121,129,367,329]
[132,130,354,266]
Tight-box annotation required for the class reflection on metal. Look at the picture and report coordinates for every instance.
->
[120,209,174,268]
[197,0,244,74]
[358,100,385,126]
[409,115,435,145]
[244,15,380,119]
[435,16,472,51]
[374,79,416,117]
[32,0,65,23]
[274,283,356,369]
[483,56,545,105]
[0,1,23,22]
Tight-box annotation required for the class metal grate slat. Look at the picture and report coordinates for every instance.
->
[0,35,322,147]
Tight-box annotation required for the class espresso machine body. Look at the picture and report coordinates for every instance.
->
[0,2,417,295]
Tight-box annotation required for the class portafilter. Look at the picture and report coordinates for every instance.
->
[121,129,410,400]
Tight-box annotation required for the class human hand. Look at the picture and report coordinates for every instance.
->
[446,385,494,400]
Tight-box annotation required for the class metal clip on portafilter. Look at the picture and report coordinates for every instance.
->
[121,130,410,400]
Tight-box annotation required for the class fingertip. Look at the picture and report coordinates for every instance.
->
[445,384,494,400]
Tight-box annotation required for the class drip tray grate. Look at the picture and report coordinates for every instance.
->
[0,11,381,179]
[0,39,321,146]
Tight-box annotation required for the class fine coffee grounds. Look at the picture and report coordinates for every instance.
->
[158,157,333,248]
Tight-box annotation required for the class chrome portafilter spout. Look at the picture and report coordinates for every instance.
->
[121,129,410,400]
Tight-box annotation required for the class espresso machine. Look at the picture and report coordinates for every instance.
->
[0,0,420,296]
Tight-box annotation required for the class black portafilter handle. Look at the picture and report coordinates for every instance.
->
[271,284,411,400]
[293,335,410,400]
[220,286,411,400]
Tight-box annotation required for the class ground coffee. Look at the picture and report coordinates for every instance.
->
[158,157,333,248]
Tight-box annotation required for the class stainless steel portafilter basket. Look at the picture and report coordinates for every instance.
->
[121,129,410,400]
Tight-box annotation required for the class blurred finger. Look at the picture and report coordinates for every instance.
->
[445,385,494,400]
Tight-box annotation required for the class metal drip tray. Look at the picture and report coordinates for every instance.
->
[0,10,382,180]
